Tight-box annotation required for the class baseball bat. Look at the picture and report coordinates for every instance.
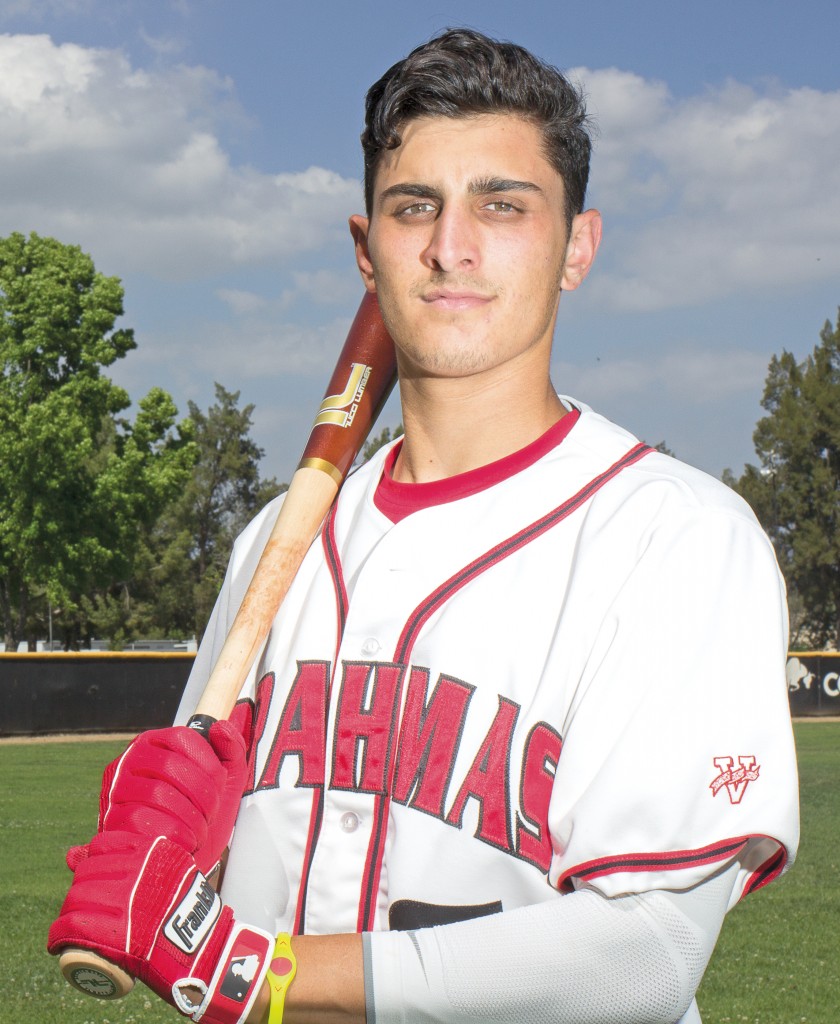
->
[58,291,397,1000]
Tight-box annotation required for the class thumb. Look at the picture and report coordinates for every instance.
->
[207,718,247,769]
[65,843,90,872]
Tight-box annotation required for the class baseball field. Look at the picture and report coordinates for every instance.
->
[2,721,835,1024]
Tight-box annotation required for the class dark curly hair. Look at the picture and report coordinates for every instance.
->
[361,28,593,230]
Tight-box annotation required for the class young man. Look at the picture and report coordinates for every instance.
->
[50,29,799,1024]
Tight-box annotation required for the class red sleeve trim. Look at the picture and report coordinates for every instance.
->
[557,833,788,899]
[743,843,787,896]
[557,836,750,890]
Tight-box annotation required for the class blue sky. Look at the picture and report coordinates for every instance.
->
[2,0,839,482]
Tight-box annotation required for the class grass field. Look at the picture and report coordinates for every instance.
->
[1,723,836,1024]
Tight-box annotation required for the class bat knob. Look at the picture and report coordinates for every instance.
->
[59,947,135,999]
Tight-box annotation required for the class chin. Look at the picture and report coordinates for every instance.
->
[398,337,493,377]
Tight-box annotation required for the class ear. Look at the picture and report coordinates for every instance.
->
[348,214,377,293]
[560,209,602,291]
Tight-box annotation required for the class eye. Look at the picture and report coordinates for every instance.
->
[485,200,520,214]
[396,201,437,217]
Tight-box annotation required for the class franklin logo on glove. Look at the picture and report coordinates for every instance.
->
[164,873,222,954]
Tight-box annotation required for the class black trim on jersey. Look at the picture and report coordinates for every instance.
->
[744,845,786,896]
[293,785,326,934]
[324,503,348,643]
[389,898,502,931]
[573,837,748,880]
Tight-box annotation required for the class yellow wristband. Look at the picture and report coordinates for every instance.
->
[267,933,297,1024]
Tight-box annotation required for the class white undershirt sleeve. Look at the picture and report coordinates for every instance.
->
[363,861,738,1024]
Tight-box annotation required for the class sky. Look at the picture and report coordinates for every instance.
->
[1,0,839,483]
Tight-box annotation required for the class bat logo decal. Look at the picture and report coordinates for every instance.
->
[313,362,373,428]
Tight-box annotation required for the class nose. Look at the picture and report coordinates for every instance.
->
[421,204,479,273]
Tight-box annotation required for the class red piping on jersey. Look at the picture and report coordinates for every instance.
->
[392,441,652,666]
[557,836,750,890]
[557,833,788,900]
[324,505,348,658]
[292,787,327,934]
[356,440,654,930]
[291,508,349,933]
[743,839,787,896]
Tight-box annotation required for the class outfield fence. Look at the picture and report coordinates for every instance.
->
[786,651,840,717]
[0,652,194,735]
[0,650,837,735]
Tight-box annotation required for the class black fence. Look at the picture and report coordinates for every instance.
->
[0,652,195,736]
[786,652,840,717]
[1,650,838,736]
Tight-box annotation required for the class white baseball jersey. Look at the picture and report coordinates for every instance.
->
[176,399,799,940]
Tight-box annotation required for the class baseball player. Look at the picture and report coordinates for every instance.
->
[49,28,799,1024]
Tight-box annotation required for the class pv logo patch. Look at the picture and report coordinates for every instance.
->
[710,755,760,804]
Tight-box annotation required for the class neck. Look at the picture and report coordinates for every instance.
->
[393,358,566,484]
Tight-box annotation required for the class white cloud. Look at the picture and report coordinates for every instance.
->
[217,268,362,317]
[554,346,768,406]
[0,34,361,278]
[2,32,837,323]
[138,28,187,58]
[576,68,840,310]
[286,269,364,307]
[171,314,357,380]
[217,288,268,315]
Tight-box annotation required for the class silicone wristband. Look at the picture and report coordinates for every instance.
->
[266,933,297,1024]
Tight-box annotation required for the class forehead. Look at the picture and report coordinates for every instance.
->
[372,113,562,196]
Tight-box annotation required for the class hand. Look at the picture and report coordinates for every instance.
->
[93,717,250,876]
[48,831,272,1024]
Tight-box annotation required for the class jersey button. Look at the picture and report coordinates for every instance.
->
[340,812,360,833]
[361,637,381,656]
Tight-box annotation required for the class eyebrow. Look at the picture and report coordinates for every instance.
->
[378,182,445,206]
[377,177,544,208]
[468,177,544,197]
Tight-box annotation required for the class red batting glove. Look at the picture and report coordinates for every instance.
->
[48,831,272,1024]
[92,718,249,876]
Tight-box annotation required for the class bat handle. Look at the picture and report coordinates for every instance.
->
[186,713,217,738]
[58,947,135,999]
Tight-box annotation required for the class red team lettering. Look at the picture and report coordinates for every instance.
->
[516,723,562,872]
[392,668,474,817]
[331,662,405,792]
[249,660,558,875]
[446,696,519,852]
[253,662,329,791]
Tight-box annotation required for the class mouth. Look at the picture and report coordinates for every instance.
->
[420,290,494,311]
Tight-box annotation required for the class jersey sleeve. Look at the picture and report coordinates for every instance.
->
[547,497,799,904]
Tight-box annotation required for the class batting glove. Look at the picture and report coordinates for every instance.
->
[48,830,272,1024]
[86,716,250,877]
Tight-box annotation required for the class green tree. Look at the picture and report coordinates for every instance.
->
[0,232,195,649]
[138,383,283,642]
[725,310,840,648]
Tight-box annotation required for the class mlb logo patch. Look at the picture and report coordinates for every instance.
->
[220,954,261,1002]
